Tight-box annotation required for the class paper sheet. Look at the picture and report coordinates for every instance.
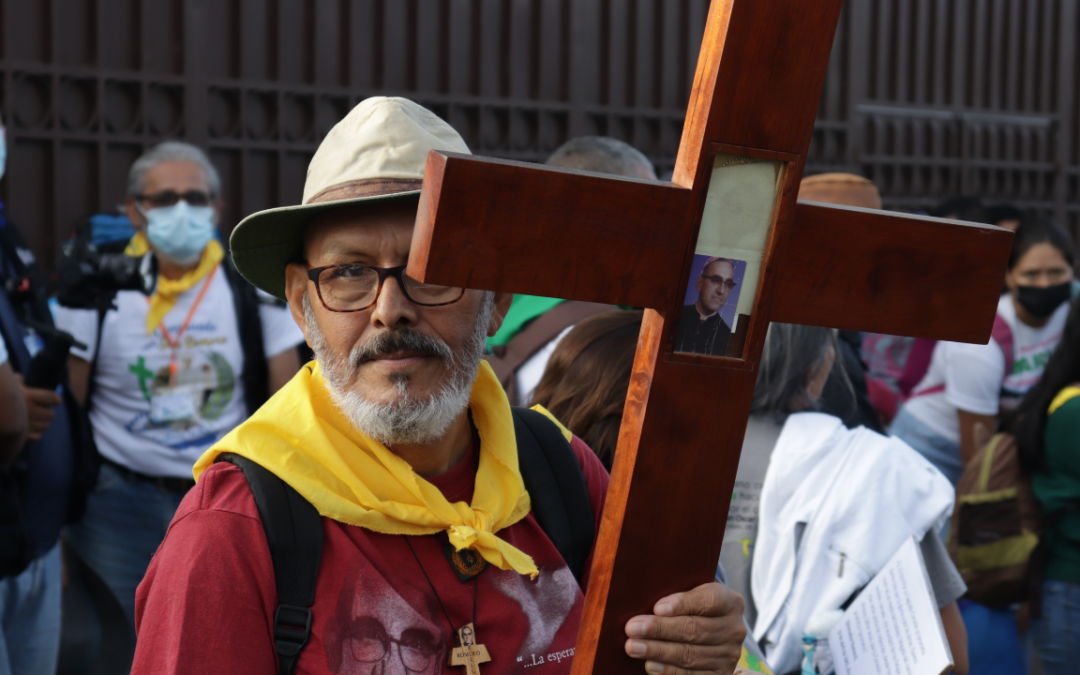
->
[829,536,953,675]
[694,155,783,317]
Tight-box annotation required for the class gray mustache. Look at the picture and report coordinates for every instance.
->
[350,329,454,368]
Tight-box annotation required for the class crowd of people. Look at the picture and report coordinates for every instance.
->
[0,97,1077,675]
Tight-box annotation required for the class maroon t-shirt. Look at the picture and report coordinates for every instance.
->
[133,435,609,675]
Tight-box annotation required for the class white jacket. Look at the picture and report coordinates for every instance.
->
[751,413,953,673]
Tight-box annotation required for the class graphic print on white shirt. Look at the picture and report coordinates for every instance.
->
[902,293,1070,442]
[54,267,304,477]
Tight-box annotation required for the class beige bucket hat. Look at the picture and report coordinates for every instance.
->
[229,96,470,299]
[798,172,883,210]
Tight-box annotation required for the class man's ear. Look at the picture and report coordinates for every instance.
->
[285,263,315,348]
[125,198,145,230]
[487,292,514,338]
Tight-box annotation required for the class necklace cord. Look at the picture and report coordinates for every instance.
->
[404,536,480,643]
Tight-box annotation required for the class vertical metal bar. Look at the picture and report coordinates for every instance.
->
[1022,0,1038,113]
[894,0,911,103]
[847,0,871,173]
[567,0,600,137]
[184,0,208,147]
[49,0,61,259]
[96,0,109,212]
[1054,0,1076,229]
[912,0,931,105]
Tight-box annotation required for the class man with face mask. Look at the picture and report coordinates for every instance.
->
[53,142,306,644]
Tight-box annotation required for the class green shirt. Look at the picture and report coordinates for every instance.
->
[487,295,565,348]
[1033,393,1080,585]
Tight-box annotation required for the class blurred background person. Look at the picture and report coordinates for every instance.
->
[986,203,1025,233]
[891,216,1077,487]
[487,136,655,405]
[0,113,93,675]
[1006,298,1080,674]
[891,216,1077,675]
[53,142,305,642]
[797,173,887,432]
[530,309,643,470]
[747,324,967,674]
[931,195,987,223]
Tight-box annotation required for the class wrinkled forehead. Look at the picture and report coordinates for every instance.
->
[703,259,734,278]
[302,198,419,263]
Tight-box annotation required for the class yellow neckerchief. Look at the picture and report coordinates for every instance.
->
[193,360,540,578]
[125,232,225,334]
[1049,385,1080,415]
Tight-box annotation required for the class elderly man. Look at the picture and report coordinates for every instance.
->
[133,98,746,675]
[675,257,736,356]
[54,142,305,638]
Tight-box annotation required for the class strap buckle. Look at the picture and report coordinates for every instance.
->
[273,604,313,657]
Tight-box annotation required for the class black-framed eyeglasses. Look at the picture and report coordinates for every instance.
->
[348,626,440,672]
[701,274,737,291]
[307,264,466,313]
[136,190,214,208]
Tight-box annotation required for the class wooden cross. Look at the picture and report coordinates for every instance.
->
[408,1,1013,673]
[449,623,491,675]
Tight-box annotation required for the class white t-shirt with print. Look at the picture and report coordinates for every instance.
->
[54,265,304,477]
[902,293,1070,443]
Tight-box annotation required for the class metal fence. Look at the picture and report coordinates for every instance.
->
[1,0,1078,268]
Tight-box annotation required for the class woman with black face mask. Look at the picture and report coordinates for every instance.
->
[892,216,1077,487]
[888,217,1076,675]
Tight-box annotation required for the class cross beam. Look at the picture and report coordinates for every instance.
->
[408,1,1013,673]
[413,155,1008,343]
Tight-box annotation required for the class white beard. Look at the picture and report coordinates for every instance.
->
[304,293,494,446]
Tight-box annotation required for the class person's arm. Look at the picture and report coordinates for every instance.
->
[266,348,300,395]
[53,305,99,406]
[68,355,91,406]
[0,361,28,466]
[940,601,968,675]
[134,494,277,674]
[919,532,969,674]
[958,409,996,465]
[943,342,1003,465]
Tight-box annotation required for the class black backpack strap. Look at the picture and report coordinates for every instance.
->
[511,407,596,585]
[222,255,270,415]
[217,453,323,675]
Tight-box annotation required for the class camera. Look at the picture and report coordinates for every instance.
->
[53,238,158,310]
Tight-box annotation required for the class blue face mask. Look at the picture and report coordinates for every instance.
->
[0,131,6,183]
[143,201,215,265]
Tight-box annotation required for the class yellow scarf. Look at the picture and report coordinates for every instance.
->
[193,360,540,578]
[125,232,225,334]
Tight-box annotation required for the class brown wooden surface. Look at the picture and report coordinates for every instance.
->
[410,1,1014,674]
[413,152,692,309]
[770,201,1014,344]
[572,4,853,671]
